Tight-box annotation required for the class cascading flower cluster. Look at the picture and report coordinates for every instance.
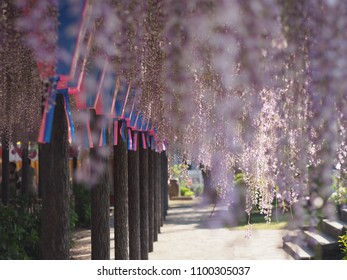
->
[2,0,347,227]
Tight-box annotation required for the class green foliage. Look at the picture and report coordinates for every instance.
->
[338,233,347,260]
[184,190,195,197]
[329,175,347,206]
[172,163,194,197]
[73,184,91,228]
[234,171,248,202]
[234,172,246,186]
[231,209,289,230]
[170,163,188,179]
[171,163,189,193]
[179,180,187,189]
[193,185,203,197]
[180,187,190,196]
[180,187,195,197]
[0,195,41,259]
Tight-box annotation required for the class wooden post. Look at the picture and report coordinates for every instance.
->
[156,152,162,232]
[90,146,110,260]
[38,145,43,199]
[165,152,169,217]
[41,94,70,259]
[128,140,141,259]
[90,113,110,260]
[160,151,166,224]
[72,155,78,186]
[38,88,46,200]
[114,120,129,259]
[1,139,9,205]
[21,142,29,195]
[153,150,160,238]
[139,135,149,259]
[153,151,158,241]
[148,139,154,252]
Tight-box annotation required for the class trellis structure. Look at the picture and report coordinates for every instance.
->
[0,0,169,260]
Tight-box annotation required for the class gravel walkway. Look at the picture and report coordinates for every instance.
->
[70,199,293,260]
[149,200,293,260]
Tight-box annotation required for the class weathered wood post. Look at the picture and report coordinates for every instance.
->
[165,153,169,216]
[139,134,149,259]
[128,132,141,259]
[114,120,129,259]
[160,151,166,223]
[72,152,78,186]
[1,138,9,205]
[21,142,29,195]
[148,137,154,251]
[38,145,43,199]
[156,151,162,233]
[153,150,159,241]
[90,112,110,260]
[90,145,110,260]
[41,94,70,259]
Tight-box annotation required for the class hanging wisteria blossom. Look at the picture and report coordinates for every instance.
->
[1,0,346,232]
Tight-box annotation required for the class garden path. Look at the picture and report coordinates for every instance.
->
[70,199,293,260]
[148,199,293,260]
